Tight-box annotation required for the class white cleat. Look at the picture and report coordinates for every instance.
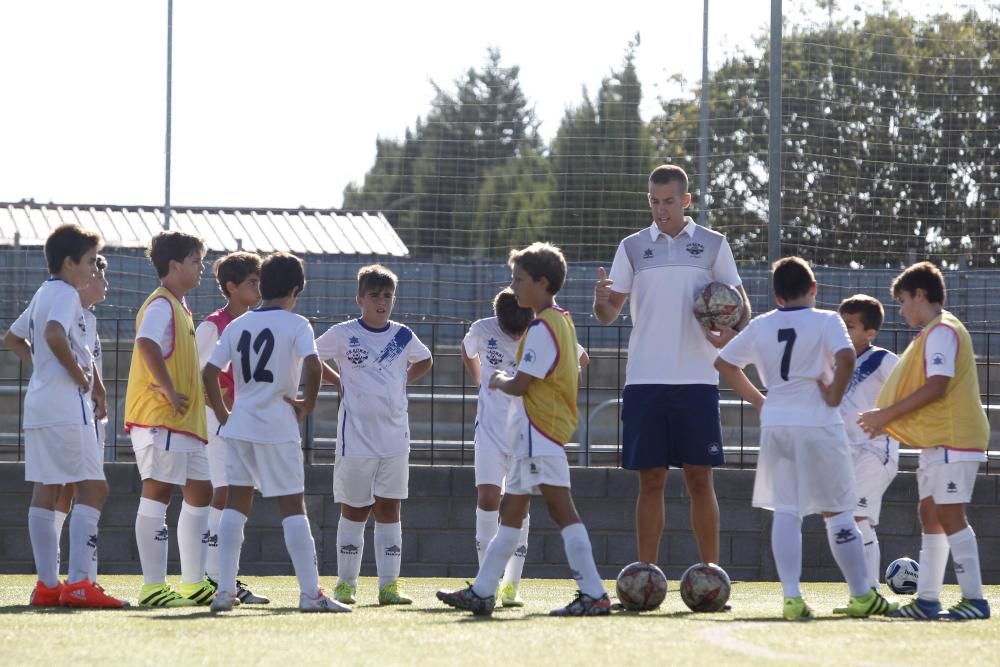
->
[210,590,239,613]
[300,589,352,613]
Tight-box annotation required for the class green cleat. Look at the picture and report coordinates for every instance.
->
[139,583,198,608]
[333,582,357,605]
[783,596,814,620]
[178,578,217,606]
[378,581,413,605]
[500,582,524,608]
[844,588,898,618]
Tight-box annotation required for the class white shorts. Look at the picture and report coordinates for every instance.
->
[753,425,856,518]
[851,447,898,525]
[135,444,211,486]
[506,454,572,496]
[917,459,980,505]
[205,433,228,488]
[334,455,409,508]
[24,425,105,485]
[474,442,513,488]
[225,438,304,498]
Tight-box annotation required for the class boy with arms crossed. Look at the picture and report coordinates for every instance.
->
[716,257,896,619]
[860,262,991,620]
[439,242,610,617]
[195,251,268,604]
[4,225,124,607]
[316,265,433,606]
[124,231,214,607]
[205,252,349,613]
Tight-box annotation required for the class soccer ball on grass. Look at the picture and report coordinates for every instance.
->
[679,562,731,612]
[615,561,668,611]
[884,557,919,595]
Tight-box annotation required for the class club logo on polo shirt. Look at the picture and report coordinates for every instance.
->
[643,248,654,259]
[947,481,958,493]
[486,337,503,366]
[686,242,705,256]
[932,353,945,366]
[346,336,368,365]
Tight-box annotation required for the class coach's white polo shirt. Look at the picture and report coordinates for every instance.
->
[608,217,741,386]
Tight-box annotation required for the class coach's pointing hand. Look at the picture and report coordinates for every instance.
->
[594,267,614,306]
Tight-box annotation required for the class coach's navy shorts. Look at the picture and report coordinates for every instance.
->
[621,384,724,470]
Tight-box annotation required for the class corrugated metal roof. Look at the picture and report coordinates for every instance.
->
[0,201,409,256]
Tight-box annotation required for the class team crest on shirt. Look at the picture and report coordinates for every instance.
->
[643,248,654,259]
[932,353,945,366]
[486,337,503,366]
[346,336,368,365]
[686,242,705,256]
[524,349,536,363]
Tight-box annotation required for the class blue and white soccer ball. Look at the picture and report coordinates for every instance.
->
[884,557,919,595]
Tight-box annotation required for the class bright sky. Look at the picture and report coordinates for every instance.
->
[0,1,983,210]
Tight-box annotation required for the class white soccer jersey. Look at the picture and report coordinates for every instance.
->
[719,307,853,427]
[82,309,108,439]
[608,217,742,386]
[9,279,94,428]
[463,318,520,453]
[840,346,899,455]
[207,307,318,444]
[316,318,431,458]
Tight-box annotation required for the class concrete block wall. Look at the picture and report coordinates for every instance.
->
[1,463,998,584]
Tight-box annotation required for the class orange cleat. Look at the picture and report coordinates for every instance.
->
[30,580,64,607]
[59,580,129,609]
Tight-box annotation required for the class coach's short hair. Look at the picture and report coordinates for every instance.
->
[213,251,262,298]
[260,252,305,300]
[44,224,102,275]
[891,261,946,305]
[508,242,567,295]
[648,164,689,194]
[838,294,884,332]
[357,264,398,296]
[493,287,533,336]
[147,231,205,278]
[772,256,815,302]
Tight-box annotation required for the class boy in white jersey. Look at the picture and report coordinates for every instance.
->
[54,255,110,583]
[195,251,268,605]
[439,243,611,617]
[124,231,215,608]
[316,264,433,606]
[835,295,899,590]
[462,288,589,607]
[860,262,991,620]
[205,252,350,613]
[716,257,896,620]
[4,225,125,608]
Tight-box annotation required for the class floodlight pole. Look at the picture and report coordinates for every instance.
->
[163,0,173,230]
[767,0,783,303]
[698,0,709,227]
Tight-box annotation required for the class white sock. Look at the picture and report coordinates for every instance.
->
[28,507,59,588]
[473,525,519,597]
[53,510,69,577]
[216,509,246,595]
[374,521,403,589]
[475,508,500,567]
[825,511,870,596]
[177,502,210,585]
[205,507,224,581]
[283,514,320,598]
[772,511,802,599]
[561,523,605,599]
[947,526,984,600]
[135,498,169,585]
[67,504,101,584]
[917,532,950,602]
[336,516,366,588]
[502,513,529,588]
[857,520,881,589]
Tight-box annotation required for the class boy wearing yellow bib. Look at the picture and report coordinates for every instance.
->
[859,261,990,620]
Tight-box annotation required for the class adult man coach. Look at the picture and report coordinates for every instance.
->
[593,164,750,568]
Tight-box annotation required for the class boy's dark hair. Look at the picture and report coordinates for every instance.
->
[648,164,689,194]
[493,287,533,336]
[772,256,815,301]
[147,231,206,278]
[357,264,398,296]
[260,252,305,300]
[891,261,946,305]
[44,224,102,275]
[508,242,567,295]
[95,254,107,272]
[213,251,262,298]
[838,294,884,332]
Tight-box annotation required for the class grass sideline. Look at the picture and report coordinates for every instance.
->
[1,576,995,666]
